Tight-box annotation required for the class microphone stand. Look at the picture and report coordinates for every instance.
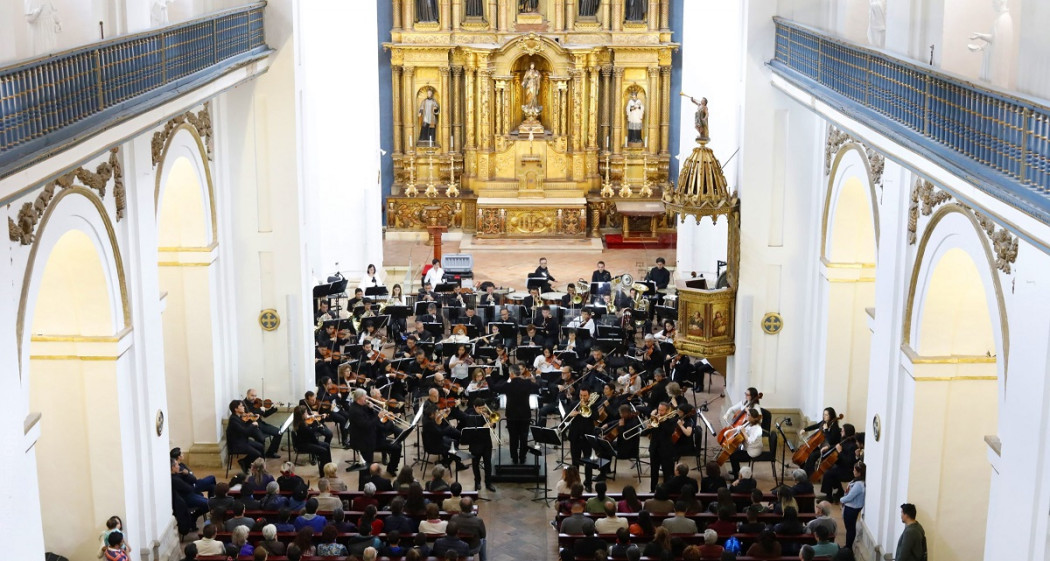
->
[775,418,794,487]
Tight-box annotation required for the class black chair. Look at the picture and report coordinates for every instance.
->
[289,429,318,467]
[749,407,780,485]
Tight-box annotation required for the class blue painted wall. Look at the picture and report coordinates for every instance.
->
[377,1,394,211]
[668,0,683,180]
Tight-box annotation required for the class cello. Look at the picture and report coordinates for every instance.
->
[716,424,747,466]
[717,392,762,445]
[810,434,856,483]
[792,413,844,466]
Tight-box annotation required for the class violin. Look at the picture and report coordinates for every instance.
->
[240,412,260,422]
[387,369,409,380]
[629,380,657,399]
[442,379,463,395]
[327,384,351,395]
[436,397,459,410]
[717,392,763,445]
[644,346,654,359]
[792,413,844,466]
[252,398,277,409]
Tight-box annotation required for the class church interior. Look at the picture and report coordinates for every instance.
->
[2,0,1050,560]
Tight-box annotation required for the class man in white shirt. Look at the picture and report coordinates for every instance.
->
[315,478,343,512]
[594,500,629,534]
[727,409,763,477]
[193,523,226,555]
[424,259,444,289]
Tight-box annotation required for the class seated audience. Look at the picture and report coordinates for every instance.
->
[442,482,465,513]
[259,481,287,511]
[585,481,611,514]
[595,500,629,534]
[618,485,644,513]
[258,524,286,556]
[315,524,349,556]
[745,529,783,559]
[292,528,316,556]
[426,465,451,492]
[737,505,767,534]
[314,478,343,512]
[560,501,596,534]
[319,462,348,492]
[700,461,728,494]
[419,503,449,535]
[643,485,675,515]
[433,522,471,557]
[192,523,225,556]
[811,525,840,557]
[629,510,656,537]
[661,500,698,534]
[384,497,420,534]
[707,507,737,537]
[224,502,254,532]
[293,498,327,532]
[697,529,724,560]
[642,526,674,561]
[351,482,379,511]
[729,466,757,495]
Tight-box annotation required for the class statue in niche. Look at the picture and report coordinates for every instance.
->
[151,0,175,27]
[867,0,886,47]
[626,90,645,144]
[25,0,61,55]
[968,0,1015,89]
[625,0,647,21]
[579,0,599,17]
[418,88,440,145]
[519,0,538,14]
[683,93,709,142]
[465,0,484,18]
[521,63,543,121]
[416,0,438,22]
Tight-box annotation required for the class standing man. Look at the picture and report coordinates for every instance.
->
[538,306,559,348]
[244,389,283,458]
[534,257,556,292]
[418,88,440,145]
[497,364,539,464]
[645,257,671,290]
[645,402,677,491]
[895,503,927,561]
[591,261,612,283]
[566,388,605,492]
[464,399,497,491]
[423,259,444,289]
[346,389,401,478]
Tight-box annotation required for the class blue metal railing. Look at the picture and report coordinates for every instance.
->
[0,3,267,173]
[770,17,1050,221]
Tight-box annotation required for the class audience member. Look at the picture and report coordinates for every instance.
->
[192,523,225,556]
[700,461,728,494]
[661,500,698,534]
[419,503,449,535]
[610,527,633,557]
[432,522,471,557]
[273,508,295,533]
[314,478,342,512]
[380,530,407,557]
[790,469,815,497]
[561,501,596,534]
[707,507,737,537]
[102,531,129,561]
[319,462,348,492]
[895,503,926,561]
[806,501,837,536]
[737,505,766,534]
[352,482,379,511]
[708,487,737,515]
[729,466,757,495]
[643,485,675,515]
[618,485,644,513]
[451,496,487,561]
[260,481,287,511]
[277,462,307,493]
[230,525,254,557]
[811,525,840,557]
[585,481,611,514]
[207,482,234,514]
[629,510,656,537]
[384,497,420,534]
[442,482,464,512]
[259,524,286,556]
[571,525,609,560]
[242,458,275,496]
[315,524,349,556]
[405,481,428,516]
[666,463,697,495]
[745,529,782,559]
[642,526,674,561]
[595,500,629,534]
[426,465,451,492]
[292,527,316,556]
[223,502,254,531]
[331,508,356,533]
[394,465,417,491]
[293,498,327,532]
[698,529,724,560]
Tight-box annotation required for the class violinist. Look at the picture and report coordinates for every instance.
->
[301,391,334,444]
[672,402,697,460]
[226,400,264,473]
[570,309,597,339]
[640,334,665,374]
[538,306,559,347]
[534,346,561,375]
[726,408,764,478]
[398,334,421,359]
[291,405,333,478]
[424,383,468,424]
[358,319,383,349]
[362,340,386,375]
[666,353,695,389]
[466,368,490,397]
[818,423,859,501]
[583,349,610,391]
[799,407,843,474]
[600,383,624,423]
[538,366,575,423]
[409,348,436,390]
[617,365,643,396]
[654,320,677,344]
[642,369,670,416]
[448,344,473,381]
[380,361,409,400]
[243,389,283,458]
[319,378,351,446]
[723,387,762,427]
[603,404,640,460]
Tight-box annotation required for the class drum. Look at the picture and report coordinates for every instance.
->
[493,287,515,296]
[542,291,567,305]
[506,292,526,303]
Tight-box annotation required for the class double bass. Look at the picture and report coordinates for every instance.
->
[792,413,844,466]
[717,392,763,445]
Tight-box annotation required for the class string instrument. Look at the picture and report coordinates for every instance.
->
[304,411,327,425]
[318,347,342,361]
[628,380,657,400]
[644,345,654,359]
[240,412,260,422]
[601,411,639,442]
[437,397,459,410]
[387,369,409,380]
[252,398,278,409]
[367,349,383,363]
[442,379,463,395]
[327,384,351,396]
[716,424,748,466]
[545,354,561,368]
[792,413,844,466]
[586,357,606,373]
[810,434,856,483]
[717,392,763,445]
[671,415,689,444]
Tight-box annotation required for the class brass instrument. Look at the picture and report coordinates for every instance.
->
[623,409,680,440]
[577,277,588,288]
[478,405,503,445]
[571,294,584,306]
[578,392,599,418]
[611,273,634,290]
[365,396,411,428]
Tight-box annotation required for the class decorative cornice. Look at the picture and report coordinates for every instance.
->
[908,178,952,245]
[151,101,213,167]
[973,210,1020,274]
[9,148,125,245]
[825,124,884,187]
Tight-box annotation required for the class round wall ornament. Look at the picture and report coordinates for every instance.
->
[873,414,882,442]
[156,410,165,437]
[259,309,280,331]
[761,312,783,335]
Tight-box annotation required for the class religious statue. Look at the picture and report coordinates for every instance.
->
[626,91,645,144]
[25,0,61,55]
[416,0,438,22]
[521,63,543,124]
[683,93,709,142]
[519,0,538,14]
[968,0,1015,89]
[418,89,440,145]
[866,0,886,47]
[579,0,599,17]
[465,0,484,18]
[625,0,647,21]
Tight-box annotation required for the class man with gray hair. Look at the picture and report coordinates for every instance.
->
[791,468,815,496]
[260,523,286,555]
[362,546,378,561]
[348,387,403,478]
[806,500,837,536]
[315,478,342,512]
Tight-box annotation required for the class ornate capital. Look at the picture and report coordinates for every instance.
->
[439,66,450,76]
[452,65,463,77]
[660,66,671,76]
[403,66,416,78]
[613,67,625,78]
[647,66,659,78]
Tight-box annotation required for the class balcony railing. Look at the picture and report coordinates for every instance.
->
[770,17,1050,223]
[0,2,269,176]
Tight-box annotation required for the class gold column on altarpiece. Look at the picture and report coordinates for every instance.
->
[660,0,670,31]
[612,66,624,155]
[660,65,671,155]
[611,0,623,31]
[392,0,402,29]
[391,66,403,154]
[601,65,612,148]
[647,66,659,154]
[452,66,462,150]
[440,66,451,150]
[571,67,583,152]
[465,61,476,150]
[588,64,599,150]
[440,0,450,30]
[402,66,415,152]
[451,0,461,30]
[402,0,413,31]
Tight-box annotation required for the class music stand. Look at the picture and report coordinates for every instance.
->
[530,425,561,505]
[775,419,795,487]
[278,414,295,462]
[515,345,542,366]
[434,282,458,294]
[414,301,441,316]
[697,406,717,465]
[590,282,611,299]
[584,434,614,475]
[655,305,677,321]
[364,286,389,301]
[423,322,444,339]
[314,278,349,298]
[526,276,547,292]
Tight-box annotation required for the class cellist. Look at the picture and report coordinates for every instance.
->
[722,387,761,426]
[726,408,764,478]
[798,407,842,473]
[817,423,860,501]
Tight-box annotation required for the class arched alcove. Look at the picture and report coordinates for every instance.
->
[155,126,224,464]
[18,189,131,561]
[902,207,1005,561]
[815,145,877,422]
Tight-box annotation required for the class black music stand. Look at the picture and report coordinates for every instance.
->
[775,418,795,486]
[590,282,611,300]
[423,322,444,339]
[655,305,677,321]
[584,434,614,476]
[696,402,718,465]
[314,278,349,298]
[582,305,606,319]
[526,276,547,292]
[530,425,561,505]
[364,286,389,301]
[434,282,458,294]
[414,301,442,316]
[515,345,542,366]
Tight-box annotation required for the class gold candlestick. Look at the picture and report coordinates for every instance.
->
[618,155,633,198]
[404,155,418,197]
[639,154,653,198]
[600,150,614,198]
[446,153,460,198]
[424,150,438,198]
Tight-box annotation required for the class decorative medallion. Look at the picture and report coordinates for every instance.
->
[259,309,281,332]
[156,409,165,437]
[872,414,881,442]
[761,313,783,335]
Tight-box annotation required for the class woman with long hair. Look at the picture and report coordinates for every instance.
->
[629,510,655,537]
[617,485,643,513]
[292,527,315,556]
[840,461,866,548]
[394,465,417,491]
[642,526,673,560]
[404,482,427,516]
[555,465,582,495]
[799,406,842,473]
[291,405,332,477]
[242,458,274,495]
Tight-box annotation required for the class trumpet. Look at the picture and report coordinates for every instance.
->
[623,409,680,440]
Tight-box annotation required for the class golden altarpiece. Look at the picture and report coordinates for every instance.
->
[384,0,677,238]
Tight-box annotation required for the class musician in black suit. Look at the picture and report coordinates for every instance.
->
[422,408,468,470]
[459,306,485,334]
[645,257,671,290]
[560,283,581,310]
[591,261,612,283]
[522,288,541,321]
[398,335,421,359]
[301,391,334,444]
[521,324,542,348]
[497,364,540,464]
[639,334,665,374]
[417,282,437,302]
[291,405,332,478]
[494,307,518,349]
[534,257,556,292]
[318,378,352,446]
[537,306,559,348]
[419,303,441,325]
[537,366,574,424]
[583,349,611,393]
[413,320,436,344]
[463,399,497,491]
[243,388,282,458]
[566,388,605,491]
[226,400,264,473]
[346,389,401,477]
[478,284,500,307]
[646,401,678,491]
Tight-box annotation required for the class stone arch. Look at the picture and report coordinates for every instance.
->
[821,142,880,260]
[154,123,217,245]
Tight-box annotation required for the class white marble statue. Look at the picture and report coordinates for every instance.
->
[968,0,1015,89]
[25,0,61,55]
[867,0,886,47]
[151,0,175,27]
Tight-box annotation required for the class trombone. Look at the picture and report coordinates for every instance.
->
[478,405,503,445]
[365,396,411,429]
[623,409,680,440]
[555,393,598,435]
